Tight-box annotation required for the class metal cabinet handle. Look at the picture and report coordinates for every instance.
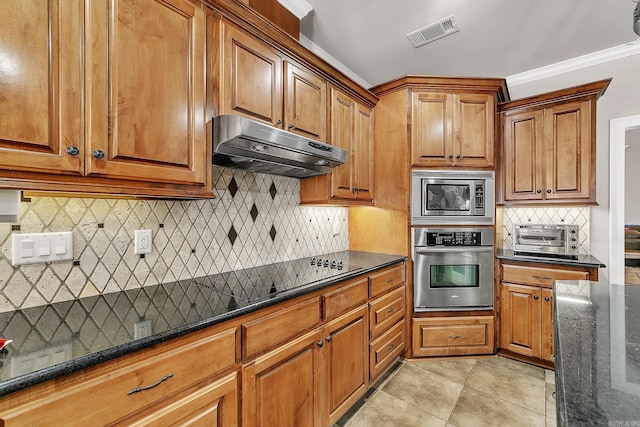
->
[544,297,550,302]
[386,343,395,351]
[288,123,295,129]
[66,146,80,156]
[533,295,539,300]
[326,336,332,343]
[127,373,174,395]
[547,189,552,193]
[92,149,105,159]
[276,119,283,125]
[536,189,542,194]
[317,340,323,347]
[385,278,394,283]
[532,275,552,280]
[448,335,462,339]
[456,154,461,159]
[448,154,454,159]
[386,307,394,313]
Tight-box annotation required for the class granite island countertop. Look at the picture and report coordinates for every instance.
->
[497,249,606,269]
[554,280,640,426]
[0,250,406,398]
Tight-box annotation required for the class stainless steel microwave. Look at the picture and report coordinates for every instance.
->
[411,170,495,225]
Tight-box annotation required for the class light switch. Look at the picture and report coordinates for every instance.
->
[12,232,73,266]
[21,240,34,258]
[38,240,51,256]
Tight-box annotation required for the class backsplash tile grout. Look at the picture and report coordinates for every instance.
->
[0,167,348,313]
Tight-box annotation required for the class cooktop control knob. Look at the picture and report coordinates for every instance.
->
[310,257,317,265]
[323,259,330,267]
[330,260,337,269]
[337,261,344,270]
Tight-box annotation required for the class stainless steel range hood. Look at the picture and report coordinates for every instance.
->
[212,115,348,178]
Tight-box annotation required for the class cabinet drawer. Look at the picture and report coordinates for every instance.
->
[0,327,236,426]
[242,297,321,359]
[369,264,405,298]
[369,320,405,381]
[412,316,494,357]
[369,286,405,339]
[503,264,589,288]
[322,277,368,320]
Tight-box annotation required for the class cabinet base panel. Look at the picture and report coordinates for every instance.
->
[498,349,554,370]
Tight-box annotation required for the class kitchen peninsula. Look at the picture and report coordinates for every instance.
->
[554,280,640,426]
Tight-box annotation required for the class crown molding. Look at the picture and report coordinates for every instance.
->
[276,0,313,19]
[507,42,640,87]
[298,34,372,89]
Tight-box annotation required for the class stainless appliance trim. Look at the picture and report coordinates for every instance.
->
[411,170,495,225]
[513,223,579,256]
[413,227,494,312]
[212,115,348,178]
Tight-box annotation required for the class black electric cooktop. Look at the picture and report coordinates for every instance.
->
[193,254,362,305]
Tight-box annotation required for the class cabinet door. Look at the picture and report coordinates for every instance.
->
[500,283,541,358]
[354,103,374,201]
[322,306,368,426]
[541,288,554,362]
[122,372,238,427]
[329,86,356,199]
[0,0,83,175]
[242,329,322,427]
[86,0,207,185]
[503,110,544,201]
[284,61,326,141]
[543,100,592,200]
[220,22,283,126]
[411,92,453,167]
[454,93,494,167]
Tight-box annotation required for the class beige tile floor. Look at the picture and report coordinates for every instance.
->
[339,356,556,427]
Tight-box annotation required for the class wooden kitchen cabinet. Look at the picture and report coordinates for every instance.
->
[0,326,237,426]
[499,260,599,366]
[217,20,327,141]
[300,86,374,205]
[412,316,495,357]
[499,79,610,205]
[0,0,211,198]
[411,91,495,168]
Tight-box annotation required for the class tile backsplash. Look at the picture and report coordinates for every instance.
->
[0,168,348,313]
[501,207,590,252]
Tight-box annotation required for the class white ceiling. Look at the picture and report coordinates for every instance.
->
[299,0,638,88]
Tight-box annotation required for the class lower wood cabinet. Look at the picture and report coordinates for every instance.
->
[499,261,598,366]
[0,326,237,426]
[412,316,495,357]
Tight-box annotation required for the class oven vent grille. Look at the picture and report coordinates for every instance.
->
[406,15,459,48]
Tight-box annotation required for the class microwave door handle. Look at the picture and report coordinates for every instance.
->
[415,246,493,254]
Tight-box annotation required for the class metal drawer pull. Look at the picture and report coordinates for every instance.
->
[386,344,395,351]
[532,275,552,280]
[448,335,462,339]
[128,373,174,395]
[533,295,539,300]
[544,297,550,302]
[385,278,394,283]
[386,307,395,313]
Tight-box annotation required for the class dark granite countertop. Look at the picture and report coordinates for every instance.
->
[0,250,406,398]
[497,249,606,269]
[554,280,640,426]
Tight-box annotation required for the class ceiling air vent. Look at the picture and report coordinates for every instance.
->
[406,15,459,48]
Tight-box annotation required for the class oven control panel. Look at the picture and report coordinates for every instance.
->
[425,231,482,246]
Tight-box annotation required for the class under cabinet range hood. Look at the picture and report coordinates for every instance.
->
[212,115,348,178]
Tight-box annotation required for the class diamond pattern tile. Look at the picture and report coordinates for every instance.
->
[0,167,348,312]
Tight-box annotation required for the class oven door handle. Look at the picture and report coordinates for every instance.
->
[415,246,493,254]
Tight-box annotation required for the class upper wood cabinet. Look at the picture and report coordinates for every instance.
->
[300,86,374,205]
[499,79,610,205]
[217,20,327,141]
[412,91,495,168]
[0,0,210,197]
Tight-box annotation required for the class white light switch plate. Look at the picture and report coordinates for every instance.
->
[11,232,73,266]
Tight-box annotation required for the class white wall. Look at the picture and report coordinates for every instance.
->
[507,51,640,279]
[626,128,640,225]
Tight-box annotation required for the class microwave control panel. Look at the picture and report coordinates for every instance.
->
[425,231,482,246]
[475,184,484,209]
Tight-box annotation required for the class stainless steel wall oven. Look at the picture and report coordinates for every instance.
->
[413,227,494,311]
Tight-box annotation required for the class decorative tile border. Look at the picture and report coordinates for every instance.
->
[0,168,348,312]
